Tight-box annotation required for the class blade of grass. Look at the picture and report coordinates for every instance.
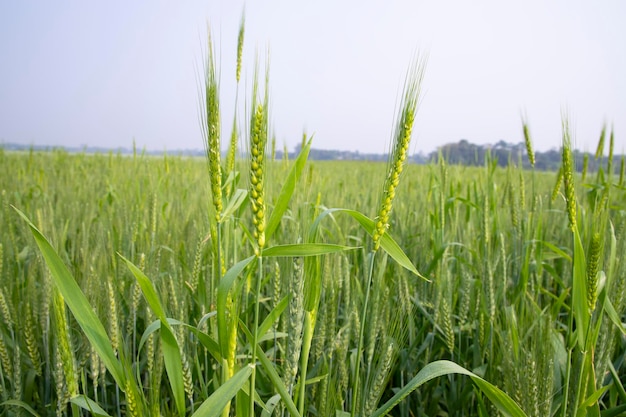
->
[239,322,301,417]
[139,318,223,363]
[191,364,254,417]
[71,395,113,417]
[217,255,255,356]
[260,394,281,417]
[13,207,127,389]
[608,361,626,402]
[222,188,248,219]
[257,295,288,339]
[265,138,312,241]
[1,400,42,417]
[600,289,626,335]
[262,243,357,257]
[371,360,528,417]
[576,386,609,417]
[121,255,186,417]
[309,208,425,278]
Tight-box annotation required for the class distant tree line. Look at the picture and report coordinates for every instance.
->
[428,139,618,173]
[288,140,619,173]
[3,140,621,173]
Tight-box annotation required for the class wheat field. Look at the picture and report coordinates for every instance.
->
[0,19,625,417]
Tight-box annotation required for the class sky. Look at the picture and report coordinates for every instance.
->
[1,1,625,156]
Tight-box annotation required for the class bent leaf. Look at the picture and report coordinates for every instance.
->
[140,318,223,363]
[191,364,254,417]
[14,207,127,389]
[266,138,311,241]
[217,255,255,356]
[1,400,41,417]
[71,395,112,417]
[371,360,527,417]
[121,255,186,417]
[222,188,248,219]
[310,208,425,278]
[262,243,357,257]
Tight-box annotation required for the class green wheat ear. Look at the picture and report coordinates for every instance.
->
[250,103,267,254]
[236,12,245,83]
[561,117,577,231]
[372,56,427,250]
[202,28,223,223]
[521,114,535,167]
[249,65,269,255]
[607,125,615,176]
[586,232,601,313]
[595,123,606,160]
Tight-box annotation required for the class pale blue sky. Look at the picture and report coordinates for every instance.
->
[1,1,624,155]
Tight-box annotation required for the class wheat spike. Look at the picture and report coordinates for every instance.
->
[363,341,395,416]
[53,289,78,399]
[595,124,606,159]
[236,12,245,83]
[372,57,426,250]
[203,28,223,223]
[522,115,535,167]
[284,257,305,394]
[586,232,601,312]
[561,118,577,231]
[24,302,42,376]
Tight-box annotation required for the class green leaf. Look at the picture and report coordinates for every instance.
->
[572,229,590,350]
[160,321,186,417]
[371,360,527,417]
[257,295,288,339]
[138,319,162,355]
[121,255,186,417]
[575,352,601,417]
[266,138,311,241]
[191,364,254,417]
[13,207,127,389]
[222,170,241,193]
[259,331,287,343]
[542,240,572,263]
[238,321,301,417]
[121,255,168,321]
[602,404,626,417]
[222,188,248,219]
[576,386,608,417]
[1,399,41,417]
[217,256,255,356]
[139,319,223,363]
[261,394,282,417]
[256,347,301,417]
[183,324,223,362]
[310,208,425,278]
[600,287,626,335]
[70,395,112,417]
[608,361,626,403]
[262,243,357,257]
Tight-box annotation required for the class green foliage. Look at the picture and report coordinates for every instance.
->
[1,19,625,417]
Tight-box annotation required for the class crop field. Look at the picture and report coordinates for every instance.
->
[1,22,626,417]
[1,135,625,417]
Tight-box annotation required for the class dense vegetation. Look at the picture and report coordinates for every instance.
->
[1,18,625,417]
[1,135,625,416]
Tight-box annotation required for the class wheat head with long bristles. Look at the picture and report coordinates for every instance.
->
[372,57,426,250]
